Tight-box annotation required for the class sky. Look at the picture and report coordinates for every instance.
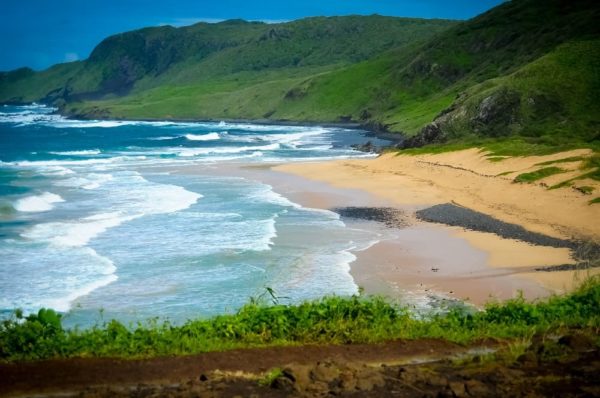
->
[0,0,504,72]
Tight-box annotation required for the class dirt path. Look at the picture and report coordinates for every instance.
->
[0,339,465,397]
[2,334,598,397]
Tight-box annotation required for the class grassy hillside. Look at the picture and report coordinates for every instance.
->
[278,0,599,140]
[72,0,600,152]
[1,0,599,151]
[0,16,454,105]
[427,40,600,145]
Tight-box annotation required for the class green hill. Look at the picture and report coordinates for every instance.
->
[274,0,599,146]
[0,16,454,107]
[1,0,599,150]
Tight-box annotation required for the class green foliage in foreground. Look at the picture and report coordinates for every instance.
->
[1,278,599,362]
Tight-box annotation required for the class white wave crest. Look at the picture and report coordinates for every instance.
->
[37,165,76,176]
[147,136,177,141]
[215,121,318,132]
[45,271,118,312]
[184,132,220,141]
[22,212,134,247]
[22,173,202,247]
[254,216,278,251]
[14,192,64,212]
[7,156,147,167]
[176,143,280,157]
[0,245,118,314]
[54,173,114,190]
[49,149,101,156]
[248,186,301,208]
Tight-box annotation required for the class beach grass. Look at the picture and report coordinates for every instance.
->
[535,156,586,166]
[1,277,598,362]
[548,155,600,189]
[399,136,599,158]
[513,167,565,183]
[576,186,595,195]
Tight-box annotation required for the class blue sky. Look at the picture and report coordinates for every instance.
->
[0,0,504,72]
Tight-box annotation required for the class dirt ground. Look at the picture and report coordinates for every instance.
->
[1,333,598,397]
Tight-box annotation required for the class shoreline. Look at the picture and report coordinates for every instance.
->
[269,149,600,304]
[197,161,586,307]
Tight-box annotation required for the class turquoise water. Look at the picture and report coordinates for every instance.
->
[0,104,390,327]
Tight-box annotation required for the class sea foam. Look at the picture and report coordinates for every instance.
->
[54,173,114,190]
[175,143,280,157]
[0,245,118,314]
[14,192,64,212]
[23,172,202,247]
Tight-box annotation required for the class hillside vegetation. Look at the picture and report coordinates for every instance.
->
[0,16,453,109]
[1,0,599,151]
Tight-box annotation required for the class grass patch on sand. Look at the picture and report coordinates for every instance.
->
[513,167,565,183]
[486,156,508,162]
[1,277,599,362]
[535,156,586,166]
[496,171,516,177]
[549,155,600,189]
[398,137,598,158]
[576,186,595,195]
[582,155,600,181]
[589,197,600,205]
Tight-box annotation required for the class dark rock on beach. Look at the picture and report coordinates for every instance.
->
[416,203,600,270]
[350,140,377,153]
[332,206,410,228]
[416,203,574,249]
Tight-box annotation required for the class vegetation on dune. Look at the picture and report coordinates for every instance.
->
[576,186,595,194]
[535,156,587,166]
[1,277,598,362]
[547,154,600,189]
[513,167,565,183]
[397,136,599,158]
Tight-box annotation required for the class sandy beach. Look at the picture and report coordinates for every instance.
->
[268,148,600,306]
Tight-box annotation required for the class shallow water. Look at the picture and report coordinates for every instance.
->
[0,104,390,327]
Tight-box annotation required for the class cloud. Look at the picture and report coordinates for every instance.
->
[64,52,79,63]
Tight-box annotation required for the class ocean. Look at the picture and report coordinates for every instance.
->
[0,104,392,327]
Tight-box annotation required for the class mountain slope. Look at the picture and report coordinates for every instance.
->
[1,0,599,150]
[276,0,599,142]
[0,16,455,106]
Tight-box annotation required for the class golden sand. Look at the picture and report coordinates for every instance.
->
[275,148,599,299]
